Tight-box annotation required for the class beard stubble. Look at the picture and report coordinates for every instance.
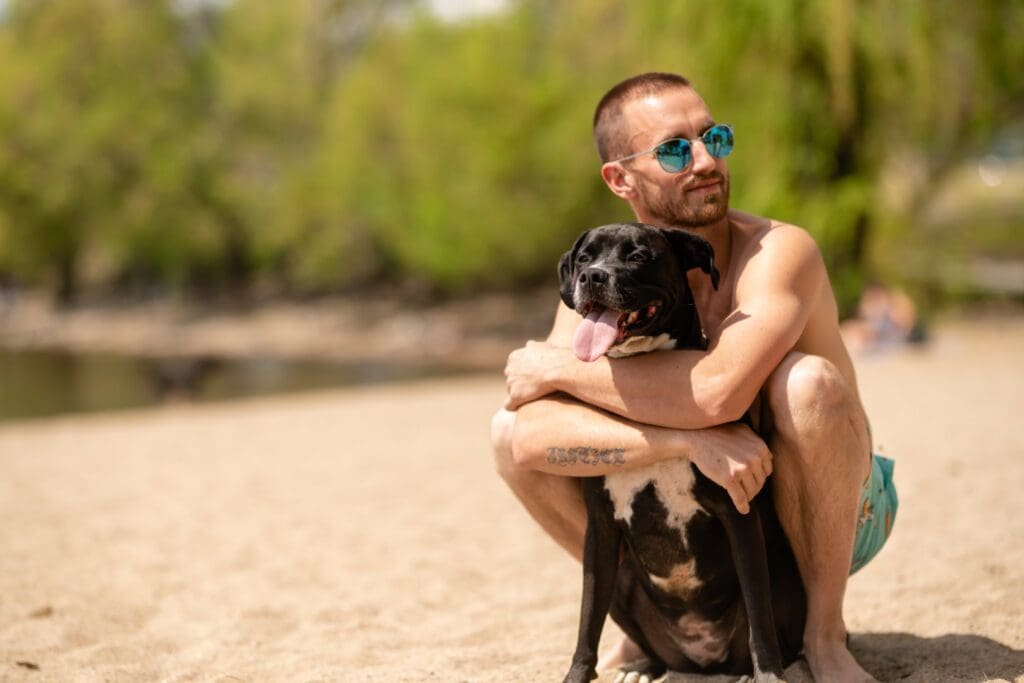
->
[640,172,730,231]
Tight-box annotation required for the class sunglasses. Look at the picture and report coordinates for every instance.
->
[613,124,734,173]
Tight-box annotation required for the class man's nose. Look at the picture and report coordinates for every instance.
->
[579,267,609,288]
[689,139,717,175]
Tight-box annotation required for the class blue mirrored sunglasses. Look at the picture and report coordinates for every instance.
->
[613,124,734,173]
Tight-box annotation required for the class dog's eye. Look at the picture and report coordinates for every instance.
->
[577,253,591,265]
[628,252,647,264]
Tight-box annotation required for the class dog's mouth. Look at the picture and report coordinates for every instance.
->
[573,300,662,362]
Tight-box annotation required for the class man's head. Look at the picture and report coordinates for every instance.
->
[593,73,731,230]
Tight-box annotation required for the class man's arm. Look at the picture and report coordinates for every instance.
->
[506,225,825,430]
[510,395,773,515]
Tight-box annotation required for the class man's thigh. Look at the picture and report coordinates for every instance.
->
[491,406,588,560]
[757,351,870,458]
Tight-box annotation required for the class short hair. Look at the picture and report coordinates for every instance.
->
[593,72,693,163]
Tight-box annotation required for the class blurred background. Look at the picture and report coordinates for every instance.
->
[0,0,1021,419]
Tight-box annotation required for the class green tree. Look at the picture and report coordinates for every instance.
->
[311,5,624,293]
[313,0,1008,303]
[0,0,1018,306]
[0,0,215,302]
[204,0,414,293]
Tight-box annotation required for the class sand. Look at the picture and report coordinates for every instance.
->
[1,316,1023,682]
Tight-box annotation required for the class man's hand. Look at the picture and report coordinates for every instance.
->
[687,422,773,514]
[504,340,575,410]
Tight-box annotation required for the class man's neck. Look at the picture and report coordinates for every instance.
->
[637,212,734,282]
[689,215,732,279]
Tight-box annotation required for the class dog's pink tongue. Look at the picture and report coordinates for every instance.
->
[573,308,620,362]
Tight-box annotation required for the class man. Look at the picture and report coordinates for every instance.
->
[490,72,897,682]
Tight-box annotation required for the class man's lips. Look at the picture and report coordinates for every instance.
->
[686,178,722,193]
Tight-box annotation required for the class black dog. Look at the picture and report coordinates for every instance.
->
[557,223,806,683]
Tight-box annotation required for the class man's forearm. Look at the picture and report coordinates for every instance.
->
[511,394,696,476]
[547,349,741,430]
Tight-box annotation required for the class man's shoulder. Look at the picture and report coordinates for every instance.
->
[729,210,825,291]
[729,209,821,260]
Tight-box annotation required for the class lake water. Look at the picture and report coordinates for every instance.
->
[0,348,477,421]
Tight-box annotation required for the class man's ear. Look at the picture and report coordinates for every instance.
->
[600,162,636,201]
[558,230,590,309]
[663,228,720,290]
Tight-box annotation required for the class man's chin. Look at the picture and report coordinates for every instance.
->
[639,184,729,228]
[673,203,728,228]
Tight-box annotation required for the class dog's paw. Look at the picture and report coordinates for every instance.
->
[561,661,597,683]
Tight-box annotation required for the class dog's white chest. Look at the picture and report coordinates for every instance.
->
[603,459,705,536]
[605,460,721,659]
[607,333,676,358]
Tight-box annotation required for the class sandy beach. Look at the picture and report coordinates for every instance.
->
[2,315,1023,682]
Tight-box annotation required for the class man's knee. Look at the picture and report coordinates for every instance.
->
[491,408,519,478]
[767,353,862,444]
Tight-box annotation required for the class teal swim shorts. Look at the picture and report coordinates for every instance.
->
[850,454,898,574]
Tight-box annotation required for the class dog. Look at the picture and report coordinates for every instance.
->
[556,223,806,683]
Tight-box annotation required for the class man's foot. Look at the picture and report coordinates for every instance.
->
[596,634,644,671]
[612,656,666,683]
[804,637,877,683]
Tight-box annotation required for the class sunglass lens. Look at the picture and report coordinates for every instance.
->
[703,125,734,158]
[655,139,692,173]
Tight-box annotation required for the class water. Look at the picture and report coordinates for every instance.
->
[0,348,476,421]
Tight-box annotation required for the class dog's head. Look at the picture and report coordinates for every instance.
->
[558,223,719,362]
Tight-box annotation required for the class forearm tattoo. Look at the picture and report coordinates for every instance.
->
[546,446,626,467]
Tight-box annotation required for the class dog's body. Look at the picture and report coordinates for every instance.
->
[557,223,806,683]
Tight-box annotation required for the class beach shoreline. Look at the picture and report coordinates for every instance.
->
[0,289,557,371]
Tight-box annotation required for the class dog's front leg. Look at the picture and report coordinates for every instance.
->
[717,501,786,682]
[562,477,622,683]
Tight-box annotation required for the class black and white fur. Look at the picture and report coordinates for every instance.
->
[557,223,806,683]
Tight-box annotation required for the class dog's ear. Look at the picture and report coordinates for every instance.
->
[663,229,719,290]
[558,230,590,309]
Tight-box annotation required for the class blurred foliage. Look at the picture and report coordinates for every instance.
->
[0,0,1020,310]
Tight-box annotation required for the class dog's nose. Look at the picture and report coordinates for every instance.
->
[579,267,609,288]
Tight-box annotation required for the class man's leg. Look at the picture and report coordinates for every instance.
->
[491,407,643,671]
[491,408,587,561]
[764,353,875,683]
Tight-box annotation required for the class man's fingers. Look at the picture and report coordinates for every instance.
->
[728,484,750,515]
[738,472,761,503]
[744,450,772,484]
[752,461,769,490]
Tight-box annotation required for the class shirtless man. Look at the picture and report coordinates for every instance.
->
[491,72,897,682]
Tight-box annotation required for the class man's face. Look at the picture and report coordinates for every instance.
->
[615,88,730,229]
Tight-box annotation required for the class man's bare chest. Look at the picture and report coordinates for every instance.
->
[692,285,736,338]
